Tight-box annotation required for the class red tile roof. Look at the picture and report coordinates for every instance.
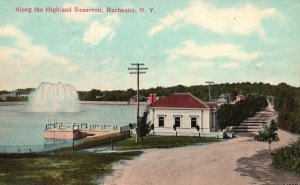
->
[149,93,210,109]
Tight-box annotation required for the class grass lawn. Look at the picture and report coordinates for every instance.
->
[0,151,142,185]
[0,135,219,184]
[114,135,219,150]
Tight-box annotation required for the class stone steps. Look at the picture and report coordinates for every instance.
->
[240,122,263,126]
[232,126,261,129]
[242,120,267,123]
[230,129,261,132]
[230,122,263,133]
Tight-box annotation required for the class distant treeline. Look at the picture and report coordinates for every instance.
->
[0,88,33,102]
[2,82,296,102]
[78,89,136,101]
[78,82,282,102]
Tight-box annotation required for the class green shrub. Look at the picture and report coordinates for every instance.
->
[255,120,279,155]
[273,139,300,174]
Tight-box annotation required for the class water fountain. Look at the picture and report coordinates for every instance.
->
[29,82,80,112]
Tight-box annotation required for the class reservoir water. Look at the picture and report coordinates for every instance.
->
[0,103,145,146]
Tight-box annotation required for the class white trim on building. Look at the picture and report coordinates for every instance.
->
[148,93,218,134]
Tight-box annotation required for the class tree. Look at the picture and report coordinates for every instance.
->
[136,110,151,147]
[255,120,280,155]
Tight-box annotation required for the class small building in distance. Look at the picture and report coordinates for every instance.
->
[148,93,218,135]
[0,94,8,101]
[217,93,227,104]
[217,93,234,105]
[0,90,17,101]
[236,94,246,102]
[129,95,147,103]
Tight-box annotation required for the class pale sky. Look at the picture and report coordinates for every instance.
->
[0,0,299,91]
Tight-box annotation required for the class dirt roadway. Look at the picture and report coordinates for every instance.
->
[104,130,299,185]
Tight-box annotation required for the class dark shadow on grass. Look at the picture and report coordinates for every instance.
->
[236,149,300,185]
[0,151,143,185]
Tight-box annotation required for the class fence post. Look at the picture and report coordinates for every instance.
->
[170,136,172,148]
[111,139,113,150]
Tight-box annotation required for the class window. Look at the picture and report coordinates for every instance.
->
[159,116,164,127]
[191,117,197,128]
[174,117,181,127]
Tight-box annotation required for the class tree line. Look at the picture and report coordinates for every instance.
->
[217,96,268,129]
[273,83,300,133]
[77,82,280,102]
[214,82,300,134]
[0,82,287,102]
[0,88,33,102]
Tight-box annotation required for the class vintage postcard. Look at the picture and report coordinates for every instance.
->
[0,0,299,185]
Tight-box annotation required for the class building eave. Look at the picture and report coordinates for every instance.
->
[148,106,211,110]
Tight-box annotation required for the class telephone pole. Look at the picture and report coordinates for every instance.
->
[128,63,148,142]
[205,81,214,102]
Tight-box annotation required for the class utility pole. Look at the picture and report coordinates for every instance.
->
[205,81,214,102]
[128,63,148,142]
